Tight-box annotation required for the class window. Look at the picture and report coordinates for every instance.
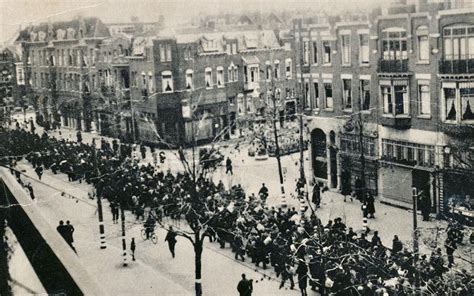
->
[418,81,431,115]
[159,44,172,62]
[359,34,369,64]
[232,43,237,54]
[205,67,213,88]
[382,81,409,115]
[312,41,318,64]
[324,82,333,109]
[249,65,259,83]
[217,66,224,87]
[265,62,271,81]
[285,58,292,78]
[341,134,377,157]
[184,47,192,60]
[382,29,407,60]
[274,60,280,79]
[161,71,173,93]
[185,69,193,90]
[304,80,311,108]
[360,79,370,111]
[382,139,434,167]
[382,85,392,114]
[443,25,474,61]
[461,84,474,121]
[303,41,310,65]
[246,96,254,113]
[444,87,456,121]
[148,72,154,92]
[323,41,331,64]
[313,82,319,109]
[416,26,429,62]
[237,95,245,115]
[342,79,352,110]
[394,84,408,115]
[228,63,238,82]
[341,35,351,65]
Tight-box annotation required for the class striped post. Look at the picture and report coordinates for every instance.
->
[280,185,287,208]
[362,203,368,232]
[120,207,127,267]
[97,194,106,249]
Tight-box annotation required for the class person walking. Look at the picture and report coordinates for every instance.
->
[258,183,269,201]
[35,165,43,180]
[237,273,252,296]
[392,235,403,254]
[140,144,146,160]
[226,157,233,175]
[130,237,136,261]
[164,226,177,258]
[419,190,431,221]
[366,192,375,219]
[26,183,35,201]
[65,220,76,253]
[76,130,82,143]
[312,182,321,208]
[445,237,457,268]
[296,260,308,296]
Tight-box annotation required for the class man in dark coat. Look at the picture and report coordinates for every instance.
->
[237,273,252,296]
[76,130,82,143]
[419,190,431,221]
[164,226,177,258]
[392,235,403,254]
[226,157,233,175]
[366,192,375,218]
[312,182,321,208]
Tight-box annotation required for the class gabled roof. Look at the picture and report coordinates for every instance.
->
[16,17,110,42]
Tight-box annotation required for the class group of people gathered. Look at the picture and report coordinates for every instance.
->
[1,126,472,296]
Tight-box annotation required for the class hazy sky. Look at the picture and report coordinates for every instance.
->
[0,0,387,43]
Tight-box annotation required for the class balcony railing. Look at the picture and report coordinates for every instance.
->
[439,59,474,74]
[380,115,411,129]
[377,59,408,73]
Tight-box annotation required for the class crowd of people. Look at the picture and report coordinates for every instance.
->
[1,126,472,295]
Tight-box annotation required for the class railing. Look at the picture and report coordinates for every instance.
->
[439,59,474,74]
[377,59,408,73]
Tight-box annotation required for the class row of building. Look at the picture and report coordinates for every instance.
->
[2,0,473,218]
[297,0,473,218]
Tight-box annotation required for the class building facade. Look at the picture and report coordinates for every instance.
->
[128,29,297,145]
[299,0,474,217]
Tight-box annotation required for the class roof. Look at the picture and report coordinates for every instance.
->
[242,55,260,64]
[16,17,110,42]
[173,29,281,52]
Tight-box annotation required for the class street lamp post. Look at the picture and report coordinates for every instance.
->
[92,139,106,249]
[412,187,420,294]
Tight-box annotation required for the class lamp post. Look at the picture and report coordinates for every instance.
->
[412,187,420,295]
[92,138,106,249]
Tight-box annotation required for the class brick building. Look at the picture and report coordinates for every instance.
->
[298,0,474,217]
[128,29,297,145]
[0,46,22,124]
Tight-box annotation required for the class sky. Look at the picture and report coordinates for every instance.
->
[0,0,387,43]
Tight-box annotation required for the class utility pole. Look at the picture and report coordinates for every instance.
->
[92,139,106,249]
[268,51,287,208]
[297,19,310,215]
[120,204,127,267]
[412,187,419,295]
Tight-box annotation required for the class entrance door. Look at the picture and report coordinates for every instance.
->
[311,129,327,180]
[330,147,338,188]
[412,169,431,210]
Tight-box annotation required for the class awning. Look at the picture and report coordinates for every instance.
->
[242,55,260,65]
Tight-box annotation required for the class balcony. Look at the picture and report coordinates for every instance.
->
[440,122,474,137]
[439,59,474,75]
[380,115,411,129]
[377,59,408,73]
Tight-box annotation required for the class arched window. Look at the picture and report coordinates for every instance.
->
[205,67,213,88]
[216,66,224,87]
